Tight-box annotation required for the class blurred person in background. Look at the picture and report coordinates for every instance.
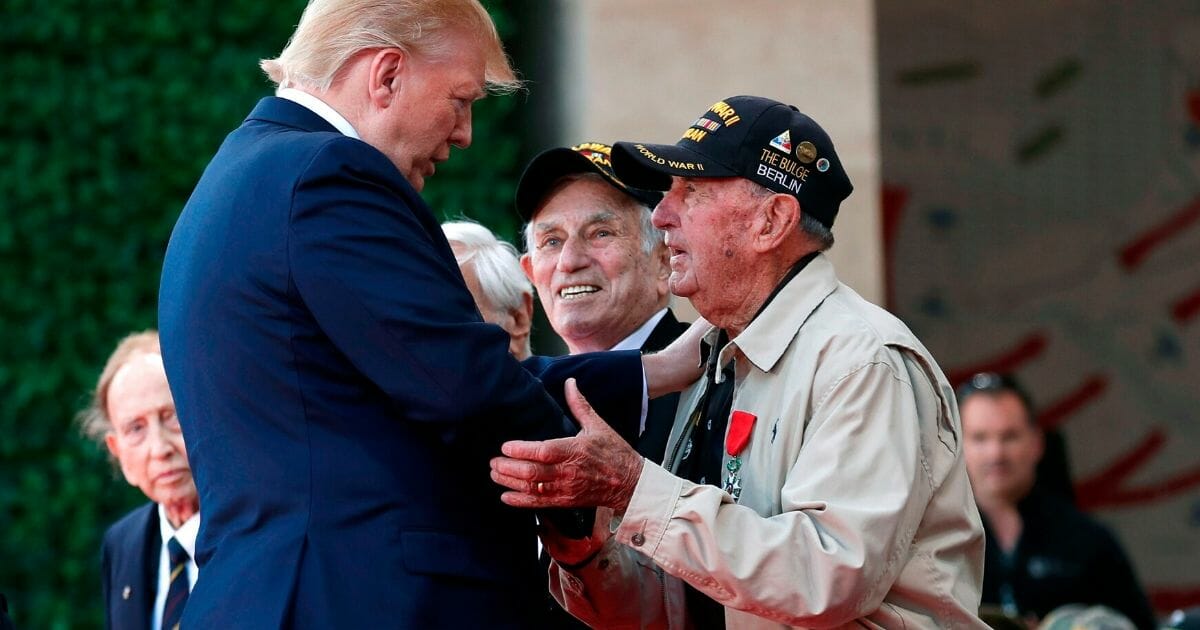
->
[959,372,1156,629]
[442,220,534,360]
[1165,606,1200,630]
[516,141,688,462]
[79,330,197,630]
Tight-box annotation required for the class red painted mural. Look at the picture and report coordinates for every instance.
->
[879,0,1200,614]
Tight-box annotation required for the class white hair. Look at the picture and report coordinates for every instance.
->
[522,173,664,256]
[745,179,834,250]
[442,220,532,314]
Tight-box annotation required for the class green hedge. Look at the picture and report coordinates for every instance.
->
[0,1,525,627]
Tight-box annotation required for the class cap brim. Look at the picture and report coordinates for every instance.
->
[611,142,737,191]
[515,148,601,221]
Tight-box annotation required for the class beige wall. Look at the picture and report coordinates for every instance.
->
[553,0,883,315]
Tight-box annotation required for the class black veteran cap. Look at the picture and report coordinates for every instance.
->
[611,96,853,229]
[515,142,665,222]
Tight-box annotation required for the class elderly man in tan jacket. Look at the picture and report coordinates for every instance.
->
[490,96,986,629]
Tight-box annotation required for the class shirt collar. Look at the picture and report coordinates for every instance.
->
[608,308,669,352]
[276,87,361,139]
[719,252,840,375]
[157,504,200,559]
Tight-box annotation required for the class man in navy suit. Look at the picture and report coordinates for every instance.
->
[79,331,198,630]
[158,0,696,628]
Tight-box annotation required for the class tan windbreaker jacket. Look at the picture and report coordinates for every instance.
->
[550,254,987,629]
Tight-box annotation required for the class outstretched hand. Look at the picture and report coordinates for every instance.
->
[490,378,644,515]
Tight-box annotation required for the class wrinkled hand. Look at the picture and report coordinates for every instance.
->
[539,506,615,567]
[490,379,644,515]
[643,317,710,398]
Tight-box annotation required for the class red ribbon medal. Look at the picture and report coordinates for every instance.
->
[726,410,757,456]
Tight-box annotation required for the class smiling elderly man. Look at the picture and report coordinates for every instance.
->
[491,96,987,628]
[516,142,691,462]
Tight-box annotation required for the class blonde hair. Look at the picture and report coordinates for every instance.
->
[77,330,161,448]
[260,0,520,94]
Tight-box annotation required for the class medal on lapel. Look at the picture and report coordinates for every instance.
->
[724,410,756,501]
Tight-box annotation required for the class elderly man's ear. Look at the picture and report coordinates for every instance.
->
[751,194,801,253]
[513,292,534,340]
[367,48,408,108]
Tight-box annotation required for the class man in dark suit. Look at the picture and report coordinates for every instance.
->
[515,142,691,628]
[78,331,198,630]
[156,1,705,628]
[100,505,159,630]
[516,142,691,463]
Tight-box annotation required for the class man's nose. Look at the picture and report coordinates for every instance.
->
[652,194,678,230]
[148,422,175,458]
[556,236,591,272]
[451,110,473,149]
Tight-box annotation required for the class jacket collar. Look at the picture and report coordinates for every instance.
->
[639,308,687,354]
[718,253,839,375]
[244,96,340,134]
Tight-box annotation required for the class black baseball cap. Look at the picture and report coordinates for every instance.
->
[611,96,853,229]
[514,142,665,222]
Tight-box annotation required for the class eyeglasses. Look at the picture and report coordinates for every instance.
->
[956,372,1034,414]
[963,372,1006,393]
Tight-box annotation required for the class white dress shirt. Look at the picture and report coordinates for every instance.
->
[276,87,360,139]
[607,308,669,352]
[151,507,200,630]
[609,308,668,435]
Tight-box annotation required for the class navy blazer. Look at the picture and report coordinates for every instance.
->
[159,97,641,629]
[100,503,159,630]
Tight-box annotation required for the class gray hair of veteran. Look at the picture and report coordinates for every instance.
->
[745,179,835,251]
[77,330,162,459]
[522,173,665,257]
[443,220,532,316]
[260,0,521,94]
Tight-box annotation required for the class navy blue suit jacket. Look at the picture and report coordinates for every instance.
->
[159,97,641,629]
[100,503,159,630]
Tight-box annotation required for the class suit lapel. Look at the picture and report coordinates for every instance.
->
[138,505,161,628]
[110,503,160,630]
[127,501,160,628]
[641,309,689,353]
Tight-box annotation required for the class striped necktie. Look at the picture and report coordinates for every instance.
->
[162,537,190,630]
